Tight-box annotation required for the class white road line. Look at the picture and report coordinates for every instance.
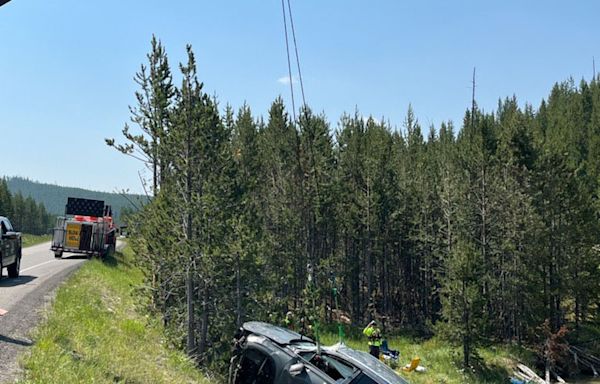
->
[20,260,56,273]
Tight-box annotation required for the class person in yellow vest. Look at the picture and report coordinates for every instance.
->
[363,319,382,358]
[284,311,296,331]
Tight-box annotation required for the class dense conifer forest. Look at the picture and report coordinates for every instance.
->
[0,179,53,235]
[4,176,141,222]
[110,38,600,369]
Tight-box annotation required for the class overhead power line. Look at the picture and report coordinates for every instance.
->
[281,0,297,122]
[280,0,307,122]
[285,0,307,111]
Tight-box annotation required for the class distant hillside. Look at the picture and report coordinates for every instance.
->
[5,176,145,222]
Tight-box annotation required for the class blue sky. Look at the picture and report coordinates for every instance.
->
[1,0,598,193]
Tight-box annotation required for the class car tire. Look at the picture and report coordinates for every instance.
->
[7,254,20,278]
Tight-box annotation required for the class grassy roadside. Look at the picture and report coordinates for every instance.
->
[21,234,51,248]
[19,247,210,384]
[15,239,540,384]
[320,331,534,384]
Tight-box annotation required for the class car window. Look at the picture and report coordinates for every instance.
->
[335,346,408,384]
[298,352,356,381]
[349,372,377,384]
[235,348,275,384]
[4,219,13,232]
[1,220,7,234]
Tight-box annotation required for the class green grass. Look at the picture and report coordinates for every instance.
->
[19,247,210,384]
[319,330,534,384]
[21,234,51,248]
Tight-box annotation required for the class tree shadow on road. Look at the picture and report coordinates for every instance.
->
[0,275,37,287]
[0,334,33,347]
[60,254,89,260]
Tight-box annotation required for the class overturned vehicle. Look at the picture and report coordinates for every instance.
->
[229,321,409,384]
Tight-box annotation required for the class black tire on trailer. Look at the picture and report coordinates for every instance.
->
[54,250,63,258]
[7,252,20,278]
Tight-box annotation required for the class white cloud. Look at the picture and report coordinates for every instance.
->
[277,75,297,85]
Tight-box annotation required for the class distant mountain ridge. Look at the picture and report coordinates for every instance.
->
[5,176,145,221]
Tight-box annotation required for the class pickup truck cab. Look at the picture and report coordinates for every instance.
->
[0,216,22,278]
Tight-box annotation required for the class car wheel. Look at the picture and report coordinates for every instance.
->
[7,254,20,278]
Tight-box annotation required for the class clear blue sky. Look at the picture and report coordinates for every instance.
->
[1,0,598,194]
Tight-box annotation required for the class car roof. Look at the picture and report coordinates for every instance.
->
[242,321,315,346]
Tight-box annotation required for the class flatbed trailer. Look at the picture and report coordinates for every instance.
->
[51,197,117,259]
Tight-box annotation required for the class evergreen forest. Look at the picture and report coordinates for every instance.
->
[109,38,600,371]
[4,176,142,222]
[0,179,54,235]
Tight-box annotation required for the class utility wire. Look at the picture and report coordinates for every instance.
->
[286,0,307,110]
[281,0,297,123]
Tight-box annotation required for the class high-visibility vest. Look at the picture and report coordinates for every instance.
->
[363,326,382,347]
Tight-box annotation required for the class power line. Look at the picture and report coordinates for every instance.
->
[286,0,307,110]
[281,0,297,123]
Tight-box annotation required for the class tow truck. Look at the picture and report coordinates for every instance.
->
[51,197,117,258]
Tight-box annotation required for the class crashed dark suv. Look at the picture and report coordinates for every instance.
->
[229,321,409,384]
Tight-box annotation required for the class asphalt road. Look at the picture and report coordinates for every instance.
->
[0,242,87,383]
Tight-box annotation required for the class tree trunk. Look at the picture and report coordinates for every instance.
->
[186,266,195,354]
[463,278,470,369]
[199,284,210,358]
[236,252,242,327]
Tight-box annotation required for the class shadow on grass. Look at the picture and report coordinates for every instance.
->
[102,253,119,268]
[102,251,134,269]
[471,353,512,383]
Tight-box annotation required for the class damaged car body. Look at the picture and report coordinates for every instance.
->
[229,321,409,384]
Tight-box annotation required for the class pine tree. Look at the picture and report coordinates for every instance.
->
[0,179,13,218]
[106,35,175,195]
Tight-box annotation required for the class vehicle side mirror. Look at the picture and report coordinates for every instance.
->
[2,231,17,240]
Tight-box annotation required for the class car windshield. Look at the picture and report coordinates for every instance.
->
[297,351,357,381]
[334,344,409,384]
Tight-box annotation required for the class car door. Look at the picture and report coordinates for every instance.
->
[1,219,16,265]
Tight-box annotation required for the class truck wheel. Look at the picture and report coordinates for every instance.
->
[54,251,63,259]
[7,254,20,278]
